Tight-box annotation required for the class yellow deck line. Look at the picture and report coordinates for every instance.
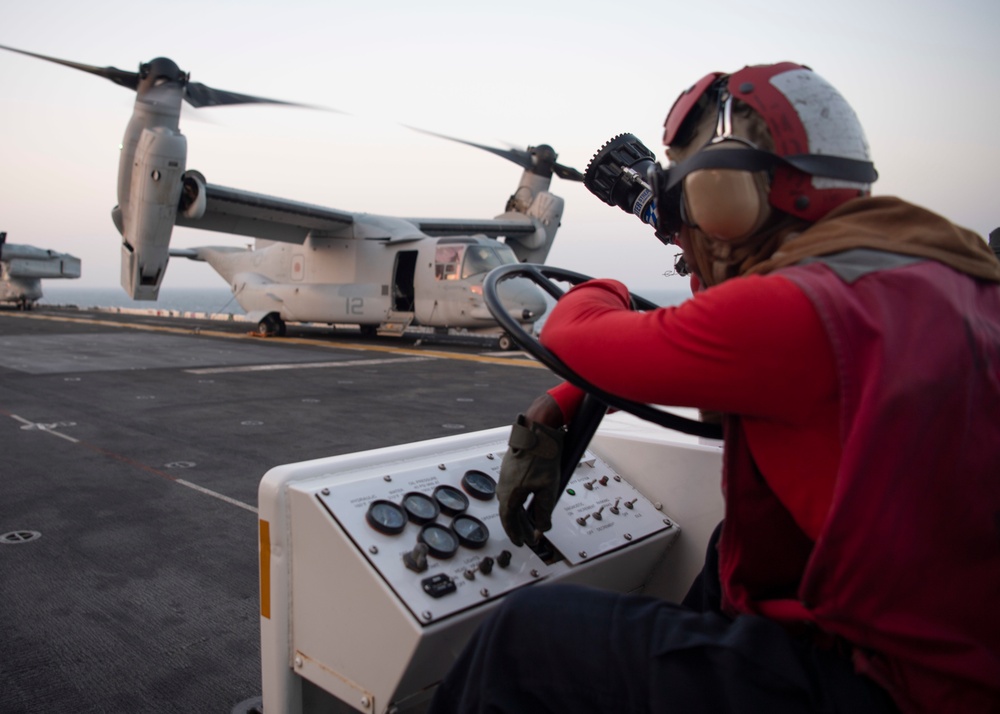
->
[6,312,546,369]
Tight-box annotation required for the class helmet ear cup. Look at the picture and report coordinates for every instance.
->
[682,169,769,241]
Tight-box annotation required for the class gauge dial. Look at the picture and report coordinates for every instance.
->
[452,515,490,549]
[365,500,407,535]
[402,491,439,525]
[418,523,459,559]
[461,470,497,501]
[433,485,469,516]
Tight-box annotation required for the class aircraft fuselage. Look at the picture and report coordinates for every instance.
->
[189,232,546,332]
[0,238,81,308]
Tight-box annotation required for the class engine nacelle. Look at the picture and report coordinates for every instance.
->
[179,170,208,220]
[121,127,187,300]
[501,191,564,264]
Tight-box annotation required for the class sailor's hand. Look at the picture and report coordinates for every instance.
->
[497,413,566,547]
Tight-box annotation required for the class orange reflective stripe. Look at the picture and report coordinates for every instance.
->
[259,519,271,619]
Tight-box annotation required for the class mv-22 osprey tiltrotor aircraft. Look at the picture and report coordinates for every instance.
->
[1,45,586,345]
[0,232,81,310]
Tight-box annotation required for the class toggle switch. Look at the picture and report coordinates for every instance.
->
[404,542,430,573]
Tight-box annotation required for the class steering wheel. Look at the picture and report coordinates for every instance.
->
[484,263,723,493]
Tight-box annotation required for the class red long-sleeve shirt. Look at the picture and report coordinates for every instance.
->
[542,275,840,541]
[541,198,1000,711]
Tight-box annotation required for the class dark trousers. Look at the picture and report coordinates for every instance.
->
[428,524,897,713]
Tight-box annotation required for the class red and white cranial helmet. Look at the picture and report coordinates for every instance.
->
[663,62,876,222]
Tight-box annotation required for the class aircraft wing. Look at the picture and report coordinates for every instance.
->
[170,180,540,244]
[174,182,356,244]
[409,217,538,239]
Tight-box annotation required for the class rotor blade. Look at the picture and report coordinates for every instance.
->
[0,44,138,90]
[408,125,584,181]
[183,81,333,111]
[407,126,533,170]
[0,44,338,112]
[553,162,585,182]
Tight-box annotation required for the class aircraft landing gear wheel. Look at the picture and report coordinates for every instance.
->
[359,325,377,338]
[257,313,285,337]
[497,332,514,351]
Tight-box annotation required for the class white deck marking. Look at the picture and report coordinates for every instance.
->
[175,479,258,514]
[185,356,436,375]
[9,413,257,513]
[11,414,80,443]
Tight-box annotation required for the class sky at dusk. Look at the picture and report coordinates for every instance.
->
[1,0,997,295]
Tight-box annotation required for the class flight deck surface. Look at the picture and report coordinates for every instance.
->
[0,305,560,713]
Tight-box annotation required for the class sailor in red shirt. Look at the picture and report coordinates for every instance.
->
[429,63,1000,714]
[542,273,840,541]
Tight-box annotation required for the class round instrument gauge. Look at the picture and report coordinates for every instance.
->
[402,491,439,525]
[418,522,459,559]
[451,515,490,549]
[461,470,497,501]
[433,485,469,516]
[365,500,407,535]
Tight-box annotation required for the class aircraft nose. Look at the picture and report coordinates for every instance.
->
[496,277,548,322]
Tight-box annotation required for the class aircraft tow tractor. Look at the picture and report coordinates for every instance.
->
[253,265,725,714]
[258,265,723,714]
[256,417,723,714]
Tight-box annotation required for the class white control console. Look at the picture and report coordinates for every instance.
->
[317,446,675,627]
[258,420,724,714]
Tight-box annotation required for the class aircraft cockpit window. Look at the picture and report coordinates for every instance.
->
[435,242,519,281]
[435,245,464,281]
[461,246,496,280]
[460,243,519,280]
[492,242,519,266]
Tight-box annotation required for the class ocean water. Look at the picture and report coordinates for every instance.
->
[39,286,246,315]
[37,284,691,319]
[627,286,691,307]
[539,285,692,311]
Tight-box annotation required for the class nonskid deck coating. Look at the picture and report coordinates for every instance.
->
[0,306,560,714]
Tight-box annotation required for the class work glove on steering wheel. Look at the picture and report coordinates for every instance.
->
[497,413,566,547]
